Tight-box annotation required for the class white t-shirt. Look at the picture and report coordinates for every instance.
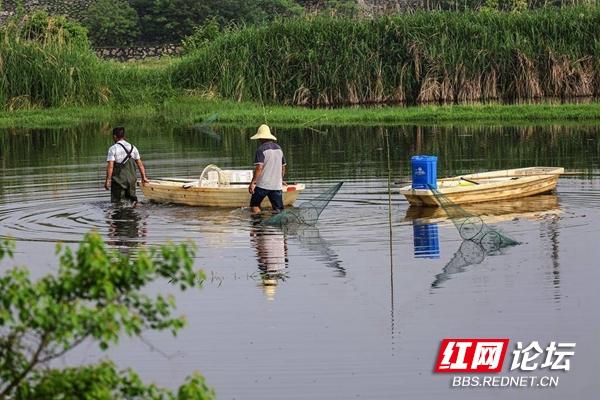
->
[254,141,286,190]
[106,140,140,164]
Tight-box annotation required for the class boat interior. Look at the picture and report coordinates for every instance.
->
[151,167,254,188]
[435,167,563,188]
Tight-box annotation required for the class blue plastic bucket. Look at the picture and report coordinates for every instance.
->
[413,221,440,259]
[411,155,437,189]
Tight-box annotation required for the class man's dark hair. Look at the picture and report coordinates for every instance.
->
[112,126,125,139]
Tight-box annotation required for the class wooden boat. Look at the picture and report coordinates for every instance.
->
[141,165,305,207]
[399,167,564,207]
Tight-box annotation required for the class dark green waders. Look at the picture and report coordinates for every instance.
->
[111,143,138,203]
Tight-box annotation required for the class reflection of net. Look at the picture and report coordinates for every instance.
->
[431,240,485,289]
[283,224,345,277]
[192,113,220,140]
[264,182,343,226]
[428,185,520,249]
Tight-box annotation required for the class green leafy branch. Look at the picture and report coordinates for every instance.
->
[0,232,215,399]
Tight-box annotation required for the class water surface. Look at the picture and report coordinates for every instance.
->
[1,124,600,399]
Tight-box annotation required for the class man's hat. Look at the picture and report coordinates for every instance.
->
[251,124,277,141]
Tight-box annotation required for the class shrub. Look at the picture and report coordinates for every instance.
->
[181,17,231,54]
[0,14,104,109]
[130,0,302,44]
[21,10,90,49]
[82,0,141,46]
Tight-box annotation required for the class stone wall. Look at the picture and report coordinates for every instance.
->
[0,1,426,24]
[0,0,95,23]
[0,10,14,23]
[1,0,95,17]
[1,0,179,62]
[1,1,426,22]
[95,44,182,62]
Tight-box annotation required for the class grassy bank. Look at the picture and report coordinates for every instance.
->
[3,9,600,129]
[4,7,600,113]
[0,21,103,109]
[0,15,174,111]
[172,7,600,106]
[2,97,600,128]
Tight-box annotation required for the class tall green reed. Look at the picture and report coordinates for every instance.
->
[0,15,174,111]
[170,6,600,106]
[0,18,106,109]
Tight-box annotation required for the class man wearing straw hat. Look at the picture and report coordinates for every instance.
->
[248,124,287,213]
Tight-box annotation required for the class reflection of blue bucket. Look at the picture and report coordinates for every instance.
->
[413,221,440,259]
[411,155,437,189]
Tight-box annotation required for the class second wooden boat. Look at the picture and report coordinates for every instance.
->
[399,167,564,207]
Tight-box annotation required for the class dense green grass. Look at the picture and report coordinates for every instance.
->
[0,17,173,111]
[3,8,600,123]
[2,97,600,128]
[171,7,600,106]
[0,22,104,109]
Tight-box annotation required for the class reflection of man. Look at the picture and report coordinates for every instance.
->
[250,224,288,300]
[248,124,286,213]
[106,207,147,249]
[104,127,149,206]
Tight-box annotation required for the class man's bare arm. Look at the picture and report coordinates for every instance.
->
[249,164,264,194]
[104,161,114,190]
[282,165,287,185]
[135,159,149,184]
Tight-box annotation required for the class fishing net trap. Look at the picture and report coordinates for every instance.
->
[427,184,520,252]
[263,182,343,227]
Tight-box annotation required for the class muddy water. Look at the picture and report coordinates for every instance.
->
[1,124,600,399]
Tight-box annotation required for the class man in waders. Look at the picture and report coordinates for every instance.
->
[104,127,149,206]
[248,124,286,213]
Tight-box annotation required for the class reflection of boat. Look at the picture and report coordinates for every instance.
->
[399,167,564,206]
[404,194,560,224]
[141,165,305,207]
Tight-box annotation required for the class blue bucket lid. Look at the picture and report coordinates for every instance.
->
[411,155,437,161]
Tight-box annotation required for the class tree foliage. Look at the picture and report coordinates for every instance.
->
[0,239,14,260]
[0,233,214,399]
[14,361,214,400]
[181,17,233,54]
[129,0,302,43]
[82,0,141,46]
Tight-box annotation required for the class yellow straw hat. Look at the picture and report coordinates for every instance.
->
[251,124,277,141]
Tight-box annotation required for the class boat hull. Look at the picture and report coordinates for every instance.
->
[141,180,304,208]
[399,167,563,207]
